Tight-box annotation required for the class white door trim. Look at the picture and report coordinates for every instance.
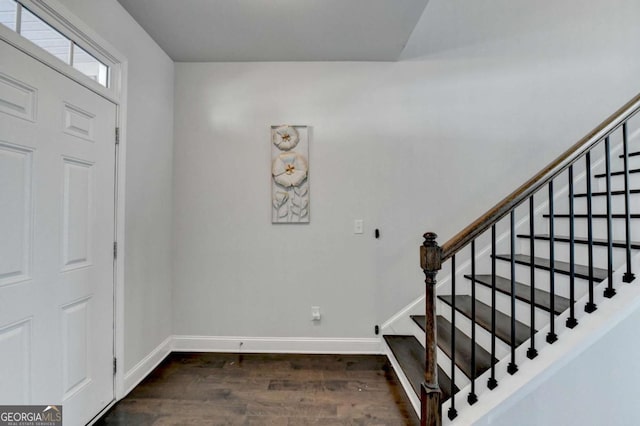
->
[0,0,123,103]
[0,0,129,401]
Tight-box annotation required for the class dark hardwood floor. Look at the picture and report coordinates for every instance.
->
[95,352,419,425]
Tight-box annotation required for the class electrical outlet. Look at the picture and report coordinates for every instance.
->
[311,306,321,321]
[354,219,364,234]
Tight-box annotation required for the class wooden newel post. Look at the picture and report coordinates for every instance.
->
[420,232,442,426]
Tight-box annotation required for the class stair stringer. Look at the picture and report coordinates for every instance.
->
[443,252,640,425]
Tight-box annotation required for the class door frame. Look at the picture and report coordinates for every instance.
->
[0,0,129,406]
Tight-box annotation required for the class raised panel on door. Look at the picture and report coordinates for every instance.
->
[0,142,33,287]
[0,72,37,122]
[63,102,95,142]
[61,157,94,272]
[0,318,32,404]
[61,297,91,401]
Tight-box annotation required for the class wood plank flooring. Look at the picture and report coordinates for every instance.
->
[95,352,419,425]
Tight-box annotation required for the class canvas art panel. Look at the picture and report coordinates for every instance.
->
[271,125,309,223]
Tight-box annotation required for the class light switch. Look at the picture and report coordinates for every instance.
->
[354,219,364,234]
[312,306,321,321]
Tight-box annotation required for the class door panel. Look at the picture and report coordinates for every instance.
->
[0,318,31,403]
[0,39,116,425]
[0,72,37,121]
[0,142,32,286]
[62,157,93,271]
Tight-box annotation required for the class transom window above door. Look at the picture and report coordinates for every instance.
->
[0,0,109,87]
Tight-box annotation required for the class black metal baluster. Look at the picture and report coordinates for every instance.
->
[487,225,498,390]
[622,122,636,283]
[547,181,558,343]
[468,241,478,405]
[604,137,616,298]
[508,212,518,374]
[585,151,597,313]
[566,165,578,328]
[527,196,538,359]
[449,255,457,420]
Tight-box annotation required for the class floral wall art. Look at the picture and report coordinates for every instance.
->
[271,125,310,223]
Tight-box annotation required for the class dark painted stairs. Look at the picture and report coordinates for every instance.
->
[384,149,640,409]
[384,335,459,402]
[384,256,585,405]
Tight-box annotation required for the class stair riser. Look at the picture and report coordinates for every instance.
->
[492,259,589,300]
[613,153,640,170]
[436,346,471,391]
[410,312,474,393]
[437,300,511,360]
[548,216,640,242]
[435,256,497,299]
[519,238,632,274]
[520,152,640,222]
[409,322,426,350]
[444,253,517,295]
[594,173,640,193]
[472,283,552,331]
[570,195,640,215]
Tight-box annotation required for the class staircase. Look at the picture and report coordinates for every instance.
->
[382,93,640,425]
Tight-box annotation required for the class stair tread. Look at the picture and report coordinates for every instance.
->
[467,274,569,315]
[410,315,495,379]
[574,189,640,197]
[383,334,458,401]
[594,168,640,178]
[411,315,426,332]
[544,213,640,219]
[619,151,640,158]
[435,316,496,379]
[438,295,531,347]
[518,233,640,249]
[494,253,608,282]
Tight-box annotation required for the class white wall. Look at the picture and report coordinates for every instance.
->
[173,0,640,340]
[56,0,175,372]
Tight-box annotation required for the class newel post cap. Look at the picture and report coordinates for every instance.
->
[420,232,442,272]
[423,232,438,245]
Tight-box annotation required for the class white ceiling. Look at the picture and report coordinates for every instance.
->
[116,0,430,62]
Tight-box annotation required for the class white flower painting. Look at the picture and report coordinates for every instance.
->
[272,152,308,187]
[271,125,309,223]
[272,125,300,151]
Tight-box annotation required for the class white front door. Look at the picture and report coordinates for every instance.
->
[0,39,116,425]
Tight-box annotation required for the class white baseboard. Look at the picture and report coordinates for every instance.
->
[120,334,381,401]
[172,335,382,354]
[122,336,173,397]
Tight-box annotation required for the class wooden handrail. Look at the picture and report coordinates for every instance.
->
[441,92,640,261]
